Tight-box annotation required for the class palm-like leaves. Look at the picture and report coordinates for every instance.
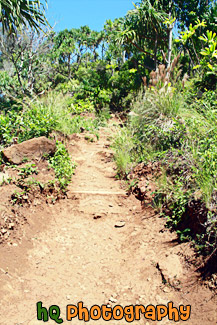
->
[133,0,167,32]
[0,0,48,34]
[116,0,169,67]
[123,0,168,43]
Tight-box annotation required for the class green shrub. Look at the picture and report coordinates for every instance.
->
[68,98,95,115]
[48,141,76,190]
[0,103,56,146]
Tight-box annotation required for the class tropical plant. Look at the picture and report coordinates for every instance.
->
[0,0,48,35]
[119,0,169,69]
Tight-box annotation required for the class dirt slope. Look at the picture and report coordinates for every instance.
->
[0,124,216,324]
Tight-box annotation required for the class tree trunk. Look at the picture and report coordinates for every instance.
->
[68,54,71,79]
[123,50,126,64]
[101,44,104,60]
[167,1,173,68]
[27,34,34,95]
[154,35,158,69]
[11,54,24,94]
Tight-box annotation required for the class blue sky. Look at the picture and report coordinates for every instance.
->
[47,0,135,32]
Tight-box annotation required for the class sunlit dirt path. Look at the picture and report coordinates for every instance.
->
[0,123,216,324]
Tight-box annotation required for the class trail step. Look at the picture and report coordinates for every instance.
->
[67,190,127,196]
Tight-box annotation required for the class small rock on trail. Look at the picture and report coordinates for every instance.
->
[114,221,126,228]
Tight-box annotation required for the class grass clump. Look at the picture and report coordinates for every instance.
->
[113,83,217,274]
[112,127,135,177]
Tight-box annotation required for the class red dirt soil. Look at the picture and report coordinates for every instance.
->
[0,123,216,324]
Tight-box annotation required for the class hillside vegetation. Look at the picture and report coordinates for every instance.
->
[0,0,216,275]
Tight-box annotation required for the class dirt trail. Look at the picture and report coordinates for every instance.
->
[0,124,216,324]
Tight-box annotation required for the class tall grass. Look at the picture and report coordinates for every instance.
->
[112,127,135,177]
[113,85,217,267]
[0,91,107,148]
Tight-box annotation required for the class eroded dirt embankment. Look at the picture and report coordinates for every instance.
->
[0,124,216,324]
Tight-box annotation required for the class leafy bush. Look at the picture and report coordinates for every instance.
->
[55,79,81,94]
[67,98,95,115]
[48,141,76,190]
[0,103,56,146]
